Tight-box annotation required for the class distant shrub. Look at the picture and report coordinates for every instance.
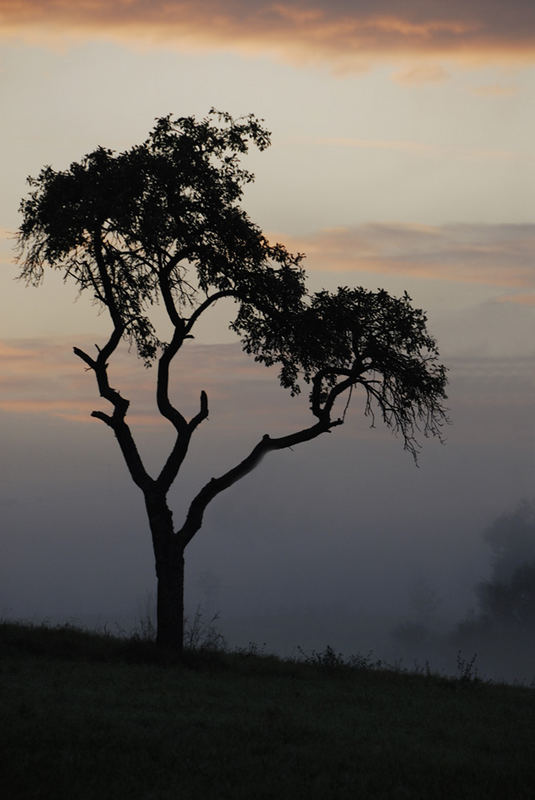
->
[296,644,383,675]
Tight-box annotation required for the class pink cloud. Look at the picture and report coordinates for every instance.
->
[392,64,450,86]
[0,337,287,428]
[279,223,535,287]
[494,293,535,306]
[1,1,534,71]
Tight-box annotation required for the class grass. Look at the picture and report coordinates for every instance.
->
[1,621,535,799]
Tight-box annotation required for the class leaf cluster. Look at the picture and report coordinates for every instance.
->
[17,109,301,363]
[239,285,448,457]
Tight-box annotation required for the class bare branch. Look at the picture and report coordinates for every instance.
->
[73,346,96,370]
[91,410,113,426]
[189,390,209,432]
[153,334,209,493]
[151,288,229,494]
[155,391,209,494]
[311,367,353,419]
[177,416,340,548]
[156,328,188,432]
[158,256,184,328]
[184,290,236,337]
[73,339,154,491]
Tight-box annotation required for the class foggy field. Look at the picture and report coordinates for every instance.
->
[2,622,535,800]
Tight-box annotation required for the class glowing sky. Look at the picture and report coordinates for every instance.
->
[1,1,534,655]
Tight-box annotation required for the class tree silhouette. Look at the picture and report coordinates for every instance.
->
[476,562,535,630]
[17,110,448,650]
[482,500,535,583]
[472,501,535,631]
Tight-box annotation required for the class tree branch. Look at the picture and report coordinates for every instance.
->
[184,290,236,337]
[156,327,188,433]
[158,256,184,328]
[155,390,209,493]
[154,322,209,492]
[177,415,341,549]
[311,367,353,419]
[151,288,234,494]
[321,372,360,420]
[92,230,123,330]
[73,336,154,492]
[189,389,209,432]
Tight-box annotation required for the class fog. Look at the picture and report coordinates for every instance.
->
[1,335,534,684]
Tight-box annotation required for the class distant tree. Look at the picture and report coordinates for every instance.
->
[483,500,535,583]
[407,575,442,629]
[471,501,535,631]
[454,501,535,654]
[16,110,448,651]
[476,562,535,630]
[391,576,443,654]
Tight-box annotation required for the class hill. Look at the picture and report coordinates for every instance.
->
[1,622,534,799]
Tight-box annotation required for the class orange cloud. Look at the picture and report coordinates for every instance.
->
[0,341,36,360]
[0,337,283,427]
[1,1,534,71]
[392,64,450,86]
[494,293,535,306]
[279,223,535,288]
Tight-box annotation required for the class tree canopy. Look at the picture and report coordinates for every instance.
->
[18,109,447,461]
[18,112,303,363]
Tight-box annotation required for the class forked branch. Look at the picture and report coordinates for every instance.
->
[73,334,153,492]
[155,392,209,493]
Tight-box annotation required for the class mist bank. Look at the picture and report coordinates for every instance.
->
[1,339,533,682]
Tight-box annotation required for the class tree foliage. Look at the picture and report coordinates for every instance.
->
[18,111,305,364]
[243,284,447,457]
[17,110,447,457]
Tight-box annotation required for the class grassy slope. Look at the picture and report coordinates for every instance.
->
[1,623,534,800]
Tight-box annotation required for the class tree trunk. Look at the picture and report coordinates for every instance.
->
[145,493,184,652]
[156,550,184,651]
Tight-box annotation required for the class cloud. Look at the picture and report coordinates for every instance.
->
[1,1,534,71]
[0,341,36,361]
[0,338,110,422]
[392,64,450,86]
[0,337,297,429]
[280,223,535,288]
[494,293,535,306]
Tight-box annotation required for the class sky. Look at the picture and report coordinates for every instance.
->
[1,1,535,677]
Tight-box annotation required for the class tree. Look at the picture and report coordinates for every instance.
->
[452,502,535,672]
[482,500,535,583]
[16,110,448,651]
[476,562,535,630]
[471,501,535,631]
